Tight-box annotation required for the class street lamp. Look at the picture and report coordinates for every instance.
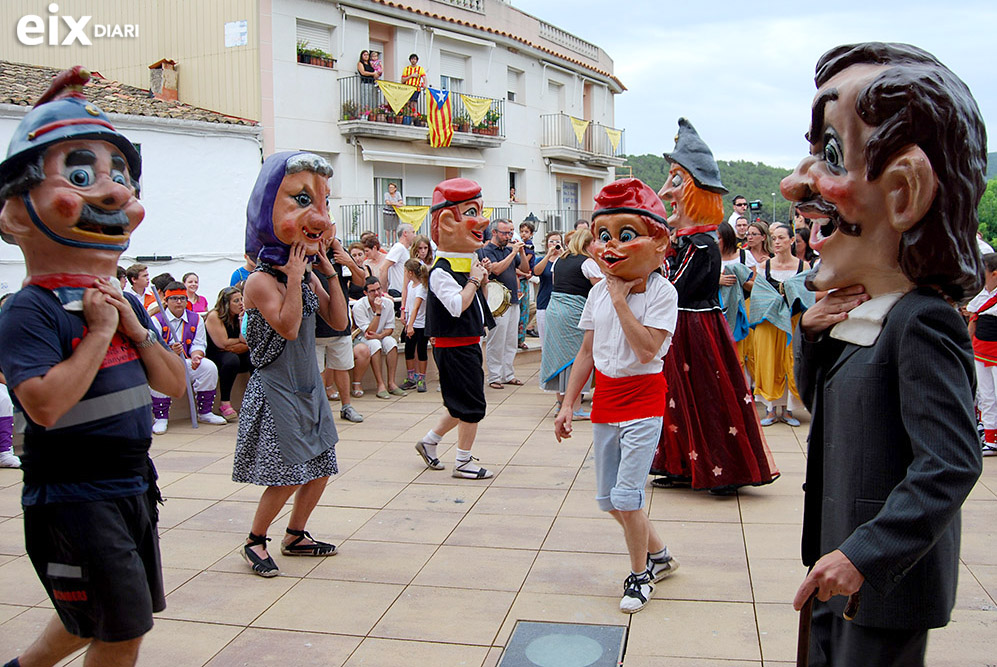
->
[771,192,776,222]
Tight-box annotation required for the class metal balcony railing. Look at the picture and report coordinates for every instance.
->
[540,209,595,232]
[338,75,505,138]
[540,113,626,158]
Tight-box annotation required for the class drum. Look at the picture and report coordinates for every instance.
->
[485,281,511,317]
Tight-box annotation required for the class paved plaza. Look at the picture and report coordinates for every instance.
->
[0,352,994,666]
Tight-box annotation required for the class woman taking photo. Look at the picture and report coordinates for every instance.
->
[205,286,252,422]
[538,228,602,418]
[532,231,563,346]
[748,222,815,427]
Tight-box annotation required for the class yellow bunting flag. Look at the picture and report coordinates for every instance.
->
[605,127,622,152]
[482,208,494,220]
[570,117,590,145]
[459,94,493,127]
[392,205,430,231]
[377,80,418,114]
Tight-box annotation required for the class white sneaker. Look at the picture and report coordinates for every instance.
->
[620,572,654,613]
[198,412,228,425]
[152,418,169,435]
[0,450,21,468]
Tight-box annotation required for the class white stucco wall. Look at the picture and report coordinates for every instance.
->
[0,108,262,303]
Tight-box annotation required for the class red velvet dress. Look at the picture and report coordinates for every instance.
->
[651,228,779,491]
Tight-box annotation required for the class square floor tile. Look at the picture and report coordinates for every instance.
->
[254,578,404,635]
[412,545,536,592]
[344,637,489,666]
[205,627,361,666]
[371,585,515,645]
[307,540,437,585]
[626,600,760,661]
[446,513,554,550]
[161,570,297,625]
[349,508,464,544]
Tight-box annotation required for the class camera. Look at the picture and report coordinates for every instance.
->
[555,244,562,250]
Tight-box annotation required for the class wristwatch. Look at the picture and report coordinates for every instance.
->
[134,328,158,350]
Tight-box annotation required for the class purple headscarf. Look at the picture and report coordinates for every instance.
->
[245,151,333,266]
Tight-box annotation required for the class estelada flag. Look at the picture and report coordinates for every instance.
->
[428,87,454,148]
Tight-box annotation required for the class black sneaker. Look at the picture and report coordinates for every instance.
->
[620,572,653,613]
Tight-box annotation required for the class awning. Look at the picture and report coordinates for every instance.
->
[548,160,610,179]
[358,138,485,169]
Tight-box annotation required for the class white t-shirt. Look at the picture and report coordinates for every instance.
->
[405,281,428,328]
[385,242,409,293]
[577,271,678,378]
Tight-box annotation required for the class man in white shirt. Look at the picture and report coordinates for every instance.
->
[150,282,227,434]
[380,223,416,300]
[351,277,406,398]
[726,194,748,230]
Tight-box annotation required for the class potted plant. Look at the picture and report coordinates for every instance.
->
[341,101,358,120]
[297,41,310,64]
[454,112,471,132]
[375,104,388,123]
[485,108,501,135]
[414,112,427,127]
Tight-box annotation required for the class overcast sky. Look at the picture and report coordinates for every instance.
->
[512,0,996,169]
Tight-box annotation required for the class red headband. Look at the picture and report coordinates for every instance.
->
[165,288,187,298]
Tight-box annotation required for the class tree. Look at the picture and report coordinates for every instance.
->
[979,177,997,247]
[621,154,792,222]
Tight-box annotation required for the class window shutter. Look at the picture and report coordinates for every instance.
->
[297,20,333,53]
[439,51,467,79]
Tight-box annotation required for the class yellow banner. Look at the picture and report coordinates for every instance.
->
[605,127,622,152]
[482,207,494,220]
[459,94,493,127]
[570,116,590,145]
[392,205,430,231]
[377,80,418,115]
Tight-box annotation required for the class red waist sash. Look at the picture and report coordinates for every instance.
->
[434,336,480,348]
[973,337,997,367]
[591,370,667,423]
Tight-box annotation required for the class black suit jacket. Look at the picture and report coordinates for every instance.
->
[794,287,982,629]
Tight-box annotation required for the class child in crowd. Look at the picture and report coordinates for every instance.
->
[370,50,383,78]
[183,272,209,313]
[966,252,997,457]
[554,178,679,614]
[400,258,430,392]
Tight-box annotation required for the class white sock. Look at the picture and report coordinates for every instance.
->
[422,442,438,460]
[455,447,472,464]
[423,430,442,445]
[631,569,650,581]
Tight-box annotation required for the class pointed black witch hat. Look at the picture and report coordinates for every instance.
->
[663,117,728,195]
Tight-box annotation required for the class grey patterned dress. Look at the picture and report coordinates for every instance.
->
[233,265,338,486]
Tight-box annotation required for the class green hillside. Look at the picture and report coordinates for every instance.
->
[622,154,793,222]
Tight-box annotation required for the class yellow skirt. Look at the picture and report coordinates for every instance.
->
[752,315,801,403]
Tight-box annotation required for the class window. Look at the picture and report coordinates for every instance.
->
[296,19,333,58]
[439,51,468,92]
[546,80,565,112]
[507,67,523,103]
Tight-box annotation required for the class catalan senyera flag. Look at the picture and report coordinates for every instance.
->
[428,87,454,148]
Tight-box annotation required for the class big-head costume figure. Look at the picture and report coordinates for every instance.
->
[234,151,348,578]
[650,118,778,494]
[416,178,495,479]
[0,67,186,666]
[783,43,985,665]
[554,178,681,614]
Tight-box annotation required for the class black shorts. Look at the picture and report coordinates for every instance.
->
[24,493,165,642]
[434,344,486,423]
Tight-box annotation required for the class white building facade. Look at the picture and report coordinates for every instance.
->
[266,0,626,240]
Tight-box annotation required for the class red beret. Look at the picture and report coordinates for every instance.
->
[431,177,482,213]
[593,178,670,229]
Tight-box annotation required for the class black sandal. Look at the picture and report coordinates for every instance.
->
[281,528,337,557]
[242,532,279,577]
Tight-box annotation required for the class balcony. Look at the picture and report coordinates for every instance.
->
[338,203,511,244]
[540,209,595,232]
[338,76,505,148]
[540,113,626,168]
